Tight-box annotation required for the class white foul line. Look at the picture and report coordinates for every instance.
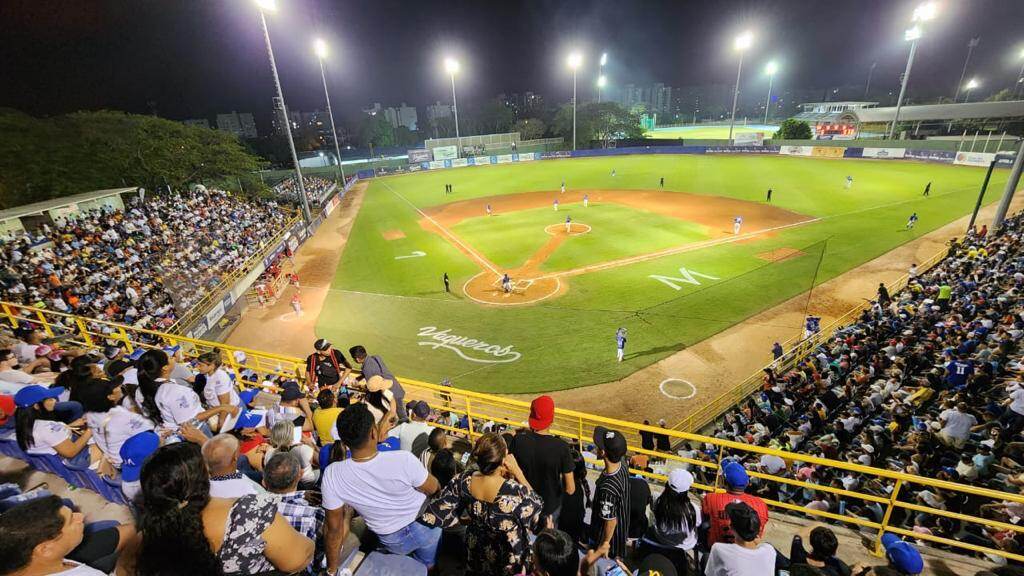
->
[380,181,500,276]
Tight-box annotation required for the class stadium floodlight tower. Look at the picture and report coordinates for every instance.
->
[314,38,346,186]
[728,31,753,143]
[763,61,778,125]
[444,57,462,158]
[254,0,311,224]
[888,2,938,139]
[963,78,980,103]
[567,51,583,150]
[1016,48,1024,98]
[598,52,608,102]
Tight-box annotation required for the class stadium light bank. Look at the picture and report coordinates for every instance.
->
[728,31,753,143]
[567,51,583,150]
[444,57,462,157]
[313,38,346,184]
[888,2,938,139]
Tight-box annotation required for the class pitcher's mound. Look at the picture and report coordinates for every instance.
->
[463,272,564,306]
[544,222,592,236]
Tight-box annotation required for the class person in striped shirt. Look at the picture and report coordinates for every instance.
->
[588,426,631,560]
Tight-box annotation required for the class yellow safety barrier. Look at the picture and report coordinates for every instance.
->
[674,243,951,433]
[1,300,1022,564]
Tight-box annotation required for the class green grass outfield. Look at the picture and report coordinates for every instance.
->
[645,124,778,139]
[316,155,1007,393]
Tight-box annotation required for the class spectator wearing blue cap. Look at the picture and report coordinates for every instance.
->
[14,385,93,467]
[702,461,769,546]
[120,430,161,504]
[851,534,923,576]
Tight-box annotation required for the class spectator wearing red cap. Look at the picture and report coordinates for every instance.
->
[512,395,575,526]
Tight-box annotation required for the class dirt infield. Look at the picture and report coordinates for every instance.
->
[381,229,405,240]
[421,189,812,306]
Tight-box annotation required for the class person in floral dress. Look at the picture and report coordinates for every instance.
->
[420,433,543,576]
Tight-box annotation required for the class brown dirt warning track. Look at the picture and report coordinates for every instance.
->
[418,189,813,306]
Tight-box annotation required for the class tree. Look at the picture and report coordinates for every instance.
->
[774,118,813,140]
[985,89,1016,102]
[514,118,545,140]
[475,100,515,134]
[0,109,265,208]
[357,113,395,148]
[550,102,644,148]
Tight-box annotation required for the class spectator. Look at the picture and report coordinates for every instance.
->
[12,328,45,367]
[0,393,14,430]
[589,425,631,560]
[702,462,769,545]
[305,339,351,392]
[389,399,435,454]
[853,534,924,576]
[0,495,133,576]
[312,388,342,443]
[421,432,543,575]
[203,433,264,498]
[194,350,241,417]
[705,502,779,576]
[421,426,449,468]
[639,469,700,575]
[559,450,592,545]
[350,345,407,421]
[790,526,851,576]
[263,451,325,575]
[264,420,319,485]
[640,419,656,451]
[78,378,154,476]
[135,349,234,433]
[937,401,979,448]
[131,441,313,576]
[655,419,672,452]
[14,385,93,466]
[429,447,461,488]
[119,430,161,504]
[531,529,581,576]
[0,348,50,393]
[267,383,315,433]
[512,395,575,525]
[322,403,441,573]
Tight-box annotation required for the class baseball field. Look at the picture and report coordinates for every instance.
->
[313,154,1006,394]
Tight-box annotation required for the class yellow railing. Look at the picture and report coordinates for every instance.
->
[1,300,1022,563]
[674,243,951,433]
[166,213,302,335]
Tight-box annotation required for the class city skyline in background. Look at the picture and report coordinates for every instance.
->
[2,0,1023,144]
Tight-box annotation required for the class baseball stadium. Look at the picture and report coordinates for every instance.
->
[4,2,1024,576]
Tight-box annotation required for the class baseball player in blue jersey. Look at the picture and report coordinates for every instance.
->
[845,175,853,189]
[501,273,512,293]
[906,212,918,230]
[615,327,627,362]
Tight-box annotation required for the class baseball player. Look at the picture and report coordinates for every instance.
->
[583,194,589,208]
[906,212,918,230]
[659,176,664,188]
[766,188,773,202]
[565,214,572,233]
[611,168,616,177]
[561,181,566,194]
[615,327,627,362]
[845,175,853,189]
[486,203,492,216]
[733,215,743,235]
[443,272,450,293]
[553,198,559,211]
[290,293,303,316]
[923,181,931,197]
[501,273,512,293]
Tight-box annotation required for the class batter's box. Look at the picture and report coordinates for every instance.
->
[489,276,532,295]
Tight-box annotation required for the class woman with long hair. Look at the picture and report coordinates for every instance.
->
[129,442,313,576]
[55,354,105,404]
[638,469,701,575]
[78,378,155,475]
[13,385,93,466]
[134,349,235,432]
[195,349,241,410]
[420,432,543,576]
[557,450,591,544]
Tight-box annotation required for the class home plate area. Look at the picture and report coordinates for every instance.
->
[462,272,563,306]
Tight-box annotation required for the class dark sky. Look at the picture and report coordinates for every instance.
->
[2,0,1023,126]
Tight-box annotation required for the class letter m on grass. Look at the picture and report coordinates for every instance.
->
[649,268,720,291]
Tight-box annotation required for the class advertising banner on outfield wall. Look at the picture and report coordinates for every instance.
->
[432,146,458,161]
[705,146,780,154]
[954,152,997,167]
[905,149,955,163]
[451,158,469,168]
[542,151,573,159]
[205,301,226,330]
[780,145,813,156]
[811,146,846,158]
[407,149,432,164]
[496,154,514,163]
[862,148,906,159]
[734,132,765,146]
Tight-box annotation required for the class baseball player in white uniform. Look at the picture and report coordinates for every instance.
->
[733,216,743,235]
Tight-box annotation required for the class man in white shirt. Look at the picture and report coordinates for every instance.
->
[323,403,441,574]
[938,402,978,449]
[705,502,777,576]
[388,400,435,454]
[0,495,115,576]
[202,434,264,498]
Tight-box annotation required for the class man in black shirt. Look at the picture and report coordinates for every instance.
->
[512,395,575,525]
[349,345,407,421]
[589,425,630,561]
[305,339,351,391]
[639,420,655,452]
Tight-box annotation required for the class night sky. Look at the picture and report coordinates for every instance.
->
[2,0,1023,126]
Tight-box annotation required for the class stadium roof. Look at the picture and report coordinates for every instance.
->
[0,187,136,223]
[851,100,1024,123]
